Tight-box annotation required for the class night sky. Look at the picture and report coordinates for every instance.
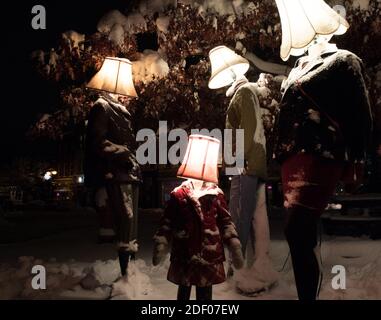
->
[1,0,138,164]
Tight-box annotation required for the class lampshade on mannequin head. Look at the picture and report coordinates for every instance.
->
[177,135,221,188]
[87,57,138,98]
[208,46,250,89]
[275,0,349,61]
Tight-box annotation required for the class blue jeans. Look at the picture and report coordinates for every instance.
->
[229,175,259,255]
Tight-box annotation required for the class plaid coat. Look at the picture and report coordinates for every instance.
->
[154,181,239,286]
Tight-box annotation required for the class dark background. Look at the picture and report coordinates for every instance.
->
[1,0,139,164]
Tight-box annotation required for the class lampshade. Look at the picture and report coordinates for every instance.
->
[208,46,250,89]
[275,0,349,61]
[177,135,220,184]
[87,57,138,97]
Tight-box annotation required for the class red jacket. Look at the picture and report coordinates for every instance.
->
[154,181,239,266]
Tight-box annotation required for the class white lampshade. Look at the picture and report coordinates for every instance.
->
[275,0,349,61]
[177,135,220,184]
[87,57,138,97]
[208,46,250,89]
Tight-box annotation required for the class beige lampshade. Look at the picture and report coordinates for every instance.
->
[177,135,220,184]
[208,46,250,89]
[87,57,138,97]
[275,0,349,61]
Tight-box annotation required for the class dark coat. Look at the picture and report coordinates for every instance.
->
[84,94,141,188]
[274,50,373,164]
[154,181,239,286]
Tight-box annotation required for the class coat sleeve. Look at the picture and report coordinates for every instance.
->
[87,102,133,164]
[226,87,258,161]
[215,194,239,245]
[341,57,373,161]
[153,193,177,246]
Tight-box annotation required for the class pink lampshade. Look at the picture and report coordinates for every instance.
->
[177,135,220,184]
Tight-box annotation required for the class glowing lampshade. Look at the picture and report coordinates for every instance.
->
[208,46,250,89]
[177,135,220,184]
[87,57,138,97]
[275,0,349,61]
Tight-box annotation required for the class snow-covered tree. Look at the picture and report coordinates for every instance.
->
[28,0,380,166]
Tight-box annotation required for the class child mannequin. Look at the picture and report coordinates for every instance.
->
[152,178,244,300]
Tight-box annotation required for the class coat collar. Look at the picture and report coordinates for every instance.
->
[99,93,131,117]
[175,180,223,221]
[175,180,223,200]
[281,50,338,95]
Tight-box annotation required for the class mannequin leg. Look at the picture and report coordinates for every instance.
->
[196,286,213,301]
[105,183,139,277]
[117,248,131,276]
[95,187,115,243]
[252,183,271,259]
[177,286,192,300]
[230,175,258,258]
[284,206,320,300]
[281,153,343,300]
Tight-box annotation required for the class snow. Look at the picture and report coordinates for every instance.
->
[118,240,139,253]
[308,109,321,123]
[111,260,153,300]
[97,11,147,46]
[156,16,170,33]
[126,13,147,34]
[108,24,125,46]
[91,259,120,285]
[235,41,246,54]
[48,49,59,69]
[132,50,170,84]
[61,30,85,51]
[1,237,381,300]
[352,0,370,10]
[97,10,128,34]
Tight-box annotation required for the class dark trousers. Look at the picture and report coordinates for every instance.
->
[177,285,213,301]
[281,153,343,300]
[95,182,139,276]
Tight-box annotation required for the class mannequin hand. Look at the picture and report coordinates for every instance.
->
[229,238,244,270]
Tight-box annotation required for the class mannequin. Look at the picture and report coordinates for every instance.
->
[152,178,244,300]
[274,36,373,300]
[282,36,338,92]
[307,38,338,60]
[84,92,141,279]
[225,73,279,294]
[152,135,244,300]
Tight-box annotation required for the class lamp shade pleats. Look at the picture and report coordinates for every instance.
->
[87,57,138,97]
[275,0,349,61]
[177,135,220,184]
[208,46,250,89]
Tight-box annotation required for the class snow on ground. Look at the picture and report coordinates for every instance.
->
[1,236,380,300]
